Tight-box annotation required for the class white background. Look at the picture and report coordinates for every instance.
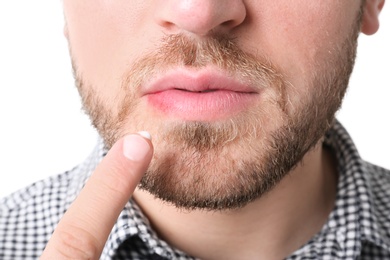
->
[0,1,389,198]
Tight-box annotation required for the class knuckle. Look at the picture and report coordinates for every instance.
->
[55,226,101,259]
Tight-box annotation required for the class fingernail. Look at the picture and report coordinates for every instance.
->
[123,133,151,161]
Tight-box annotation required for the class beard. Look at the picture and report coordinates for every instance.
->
[71,11,361,211]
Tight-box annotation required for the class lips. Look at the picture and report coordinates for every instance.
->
[141,68,259,121]
[142,68,257,94]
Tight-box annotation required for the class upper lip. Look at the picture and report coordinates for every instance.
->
[141,68,258,95]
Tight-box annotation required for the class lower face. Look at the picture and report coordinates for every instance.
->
[65,1,363,210]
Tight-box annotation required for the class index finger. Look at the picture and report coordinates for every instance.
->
[41,132,153,259]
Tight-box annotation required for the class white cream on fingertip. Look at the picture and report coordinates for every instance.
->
[137,131,152,141]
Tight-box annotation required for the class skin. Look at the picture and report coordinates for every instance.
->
[42,0,385,259]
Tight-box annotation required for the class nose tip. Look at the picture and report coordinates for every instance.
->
[155,0,247,36]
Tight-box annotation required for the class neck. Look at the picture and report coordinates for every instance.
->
[133,142,338,260]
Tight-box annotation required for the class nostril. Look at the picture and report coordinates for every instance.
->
[221,20,236,28]
[159,21,176,31]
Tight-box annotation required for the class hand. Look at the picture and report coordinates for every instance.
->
[40,132,153,259]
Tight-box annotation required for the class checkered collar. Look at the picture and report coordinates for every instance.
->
[89,120,390,259]
[288,121,390,258]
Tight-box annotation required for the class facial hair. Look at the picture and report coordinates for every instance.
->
[72,10,362,211]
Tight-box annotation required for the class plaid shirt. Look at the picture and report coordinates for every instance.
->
[1,121,390,259]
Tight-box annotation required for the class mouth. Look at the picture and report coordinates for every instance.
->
[174,88,218,93]
[141,68,259,121]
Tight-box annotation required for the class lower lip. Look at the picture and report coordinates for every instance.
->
[147,89,258,121]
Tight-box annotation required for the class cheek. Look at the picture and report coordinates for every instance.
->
[241,1,361,113]
[263,2,359,92]
[63,1,150,97]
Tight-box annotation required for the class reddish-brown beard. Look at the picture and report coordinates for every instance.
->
[72,10,361,210]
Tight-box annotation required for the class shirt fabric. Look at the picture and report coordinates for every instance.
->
[1,121,390,260]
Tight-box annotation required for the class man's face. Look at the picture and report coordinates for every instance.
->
[63,1,365,210]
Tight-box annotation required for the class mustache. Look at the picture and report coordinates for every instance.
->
[122,34,286,93]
